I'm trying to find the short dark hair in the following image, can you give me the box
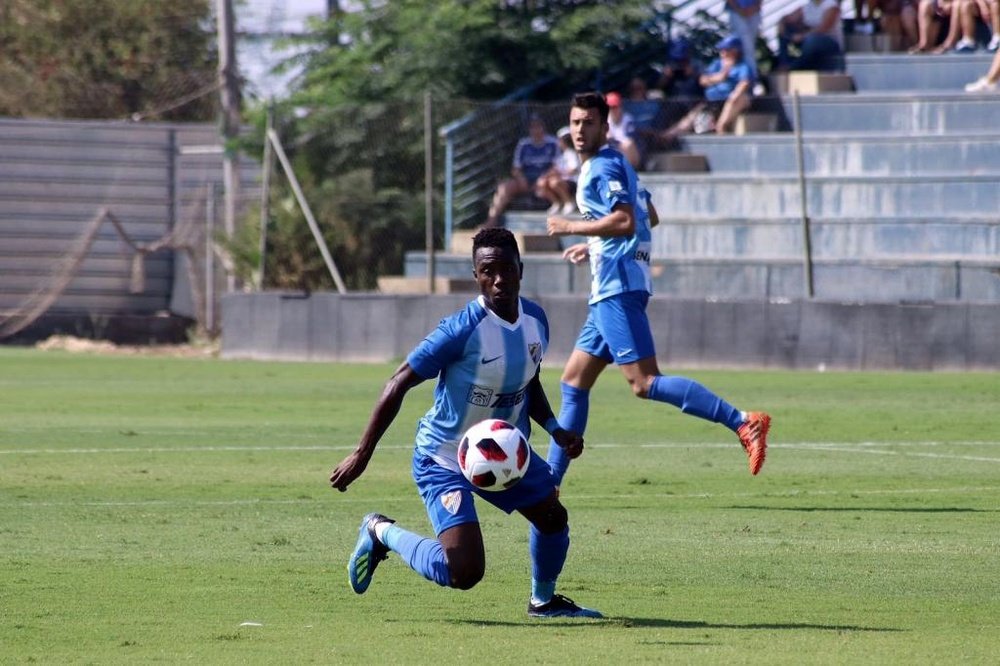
[572,91,609,124]
[471,227,520,263]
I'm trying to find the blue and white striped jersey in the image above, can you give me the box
[407,296,549,473]
[576,145,653,304]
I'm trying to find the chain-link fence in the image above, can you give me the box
[245,91,789,293]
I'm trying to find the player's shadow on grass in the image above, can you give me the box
[728,505,996,513]
[613,618,903,632]
[448,618,902,632]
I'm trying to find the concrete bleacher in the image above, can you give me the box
[401,52,1000,302]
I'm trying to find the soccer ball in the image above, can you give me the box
[458,419,531,492]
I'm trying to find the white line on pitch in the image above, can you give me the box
[1,441,999,456]
[3,484,998,510]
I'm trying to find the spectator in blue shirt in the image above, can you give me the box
[655,35,754,144]
[484,114,560,228]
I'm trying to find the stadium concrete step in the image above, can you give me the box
[648,216,1000,260]
[455,215,999,262]
[404,252,1000,302]
[645,152,709,173]
[785,91,1000,133]
[845,52,995,92]
[770,71,856,95]
[642,172,1000,219]
[679,132,1000,176]
[448,228,561,255]
[734,112,780,135]
[376,275,478,295]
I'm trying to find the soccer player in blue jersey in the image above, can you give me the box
[330,228,602,619]
[544,91,770,486]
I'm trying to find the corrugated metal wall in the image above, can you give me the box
[0,117,259,319]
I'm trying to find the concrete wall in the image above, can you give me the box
[221,292,1000,371]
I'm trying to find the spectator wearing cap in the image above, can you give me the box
[726,0,762,77]
[777,0,844,71]
[656,37,704,98]
[655,35,754,143]
[606,91,642,168]
[537,126,580,215]
[484,114,560,228]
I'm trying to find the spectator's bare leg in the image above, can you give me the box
[656,103,705,147]
[715,94,751,134]
[900,4,921,46]
[619,138,641,169]
[910,0,941,51]
[932,1,964,52]
[484,176,531,228]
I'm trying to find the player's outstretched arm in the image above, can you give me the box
[329,362,425,492]
[527,370,584,459]
[547,204,635,238]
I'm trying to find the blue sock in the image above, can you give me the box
[648,375,745,432]
[547,383,590,485]
[529,524,569,603]
[382,524,451,587]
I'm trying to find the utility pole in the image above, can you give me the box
[216,0,241,291]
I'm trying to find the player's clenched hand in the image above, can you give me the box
[329,449,371,492]
[553,428,584,459]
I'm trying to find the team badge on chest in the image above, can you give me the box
[528,342,541,365]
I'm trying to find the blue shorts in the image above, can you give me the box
[575,291,655,365]
[412,449,557,536]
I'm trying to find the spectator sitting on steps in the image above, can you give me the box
[483,114,560,228]
[605,92,642,169]
[776,0,845,70]
[654,35,754,145]
[536,126,580,215]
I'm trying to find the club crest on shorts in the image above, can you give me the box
[440,490,462,515]
[528,342,541,365]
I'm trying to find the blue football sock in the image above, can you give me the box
[382,524,451,587]
[529,524,569,603]
[648,375,745,432]
[547,382,590,485]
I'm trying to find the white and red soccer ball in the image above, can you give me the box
[458,419,531,491]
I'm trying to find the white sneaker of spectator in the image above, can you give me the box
[964,77,998,92]
[546,203,561,214]
[987,34,1000,51]
[954,37,977,52]
[560,201,577,215]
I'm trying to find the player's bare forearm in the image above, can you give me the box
[329,362,423,491]
[527,371,557,430]
[547,206,634,237]
[528,372,584,458]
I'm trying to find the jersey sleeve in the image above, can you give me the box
[597,157,632,209]
[406,314,471,379]
[512,138,529,170]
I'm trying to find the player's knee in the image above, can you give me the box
[533,500,568,534]
[629,375,655,400]
[448,562,485,590]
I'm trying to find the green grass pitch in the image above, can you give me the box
[1,348,998,664]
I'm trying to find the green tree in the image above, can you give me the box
[246,1,668,291]
[0,0,217,120]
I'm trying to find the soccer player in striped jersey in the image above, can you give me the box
[330,228,601,619]
[545,91,770,485]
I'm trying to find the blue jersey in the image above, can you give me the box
[703,59,753,102]
[575,146,653,304]
[406,296,549,473]
[513,135,560,183]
